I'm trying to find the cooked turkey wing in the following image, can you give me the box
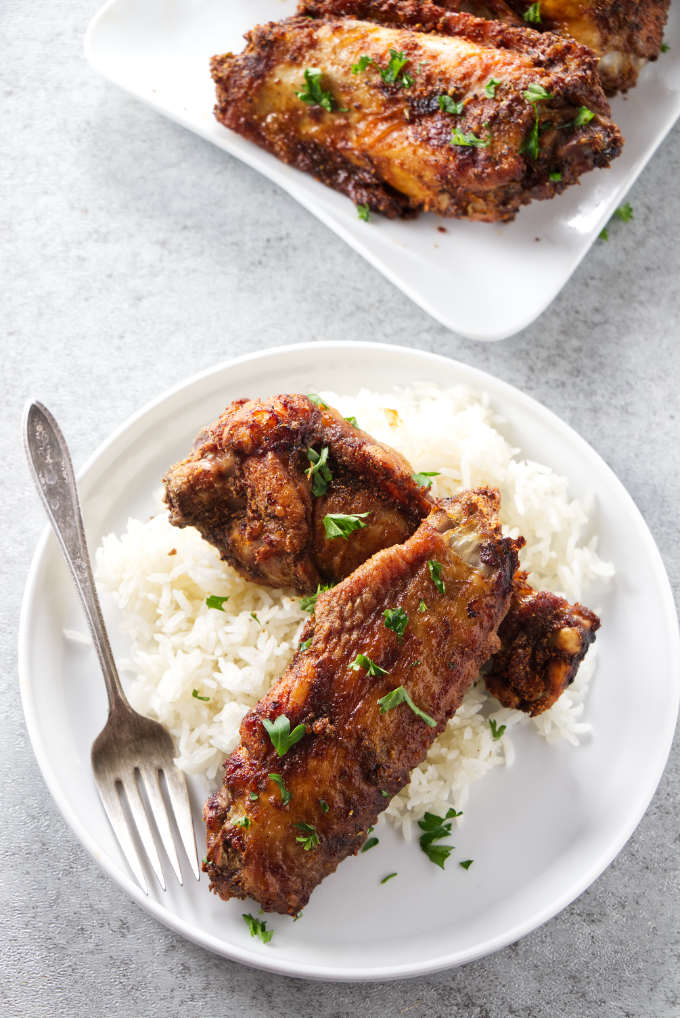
[483,571,600,714]
[163,394,430,590]
[502,0,670,94]
[303,0,669,94]
[163,393,601,715]
[204,490,520,914]
[211,5,622,222]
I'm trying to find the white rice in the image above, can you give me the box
[94,384,613,839]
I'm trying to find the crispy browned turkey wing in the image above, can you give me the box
[163,394,430,590]
[502,0,670,93]
[211,4,622,221]
[307,0,669,94]
[163,393,600,716]
[484,571,600,714]
[204,490,519,914]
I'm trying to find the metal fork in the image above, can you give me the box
[24,401,200,895]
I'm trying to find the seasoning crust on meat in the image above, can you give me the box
[502,0,670,94]
[163,394,430,590]
[211,3,623,222]
[163,394,601,716]
[204,490,520,914]
[483,571,600,714]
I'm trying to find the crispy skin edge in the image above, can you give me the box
[484,572,601,715]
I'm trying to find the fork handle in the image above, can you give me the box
[24,401,130,714]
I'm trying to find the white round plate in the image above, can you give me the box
[19,342,679,981]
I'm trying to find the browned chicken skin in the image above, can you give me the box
[484,571,600,714]
[211,3,622,222]
[163,393,601,716]
[204,490,520,914]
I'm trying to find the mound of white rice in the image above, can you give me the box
[94,385,613,839]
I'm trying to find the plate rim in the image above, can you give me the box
[18,340,680,981]
[82,0,680,341]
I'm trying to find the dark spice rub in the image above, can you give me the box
[211,2,623,221]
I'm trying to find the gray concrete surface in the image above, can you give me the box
[2,1,679,1015]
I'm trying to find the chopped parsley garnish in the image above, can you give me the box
[459,859,474,870]
[418,808,459,868]
[249,791,259,801]
[522,83,554,161]
[250,611,260,625]
[357,203,371,222]
[450,127,490,148]
[381,872,398,883]
[489,718,507,740]
[418,600,427,613]
[242,913,273,944]
[298,637,312,652]
[206,594,229,611]
[412,470,440,488]
[306,445,333,495]
[523,82,553,103]
[361,836,379,852]
[484,78,502,98]
[233,815,251,828]
[192,689,210,702]
[269,773,291,806]
[378,685,436,727]
[614,201,633,222]
[306,393,328,409]
[522,119,539,160]
[438,95,464,115]
[350,653,389,677]
[660,41,670,52]
[296,68,346,112]
[383,606,409,640]
[263,714,307,756]
[428,560,445,594]
[352,54,373,74]
[574,105,595,126]
[344,415,358,427]
[380,789,390,797]
[323,511,370,539]
[523,2,541,22]
[299,582,333,613]
[549,171,562,181]
[295,822,320,851]
[319,799,330,813]
[380,48,413,88]
[598,202,633,242]
[352,50,413,88]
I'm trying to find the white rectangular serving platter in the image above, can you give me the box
[85,0,679,340]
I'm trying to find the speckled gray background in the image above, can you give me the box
[2,1,679,1015]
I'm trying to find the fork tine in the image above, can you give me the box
[163,767,200,880]
[96,781,149,896]
[120,774,166,891]
[139,767,183,886]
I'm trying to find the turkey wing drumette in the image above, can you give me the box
[163,393,430,591]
